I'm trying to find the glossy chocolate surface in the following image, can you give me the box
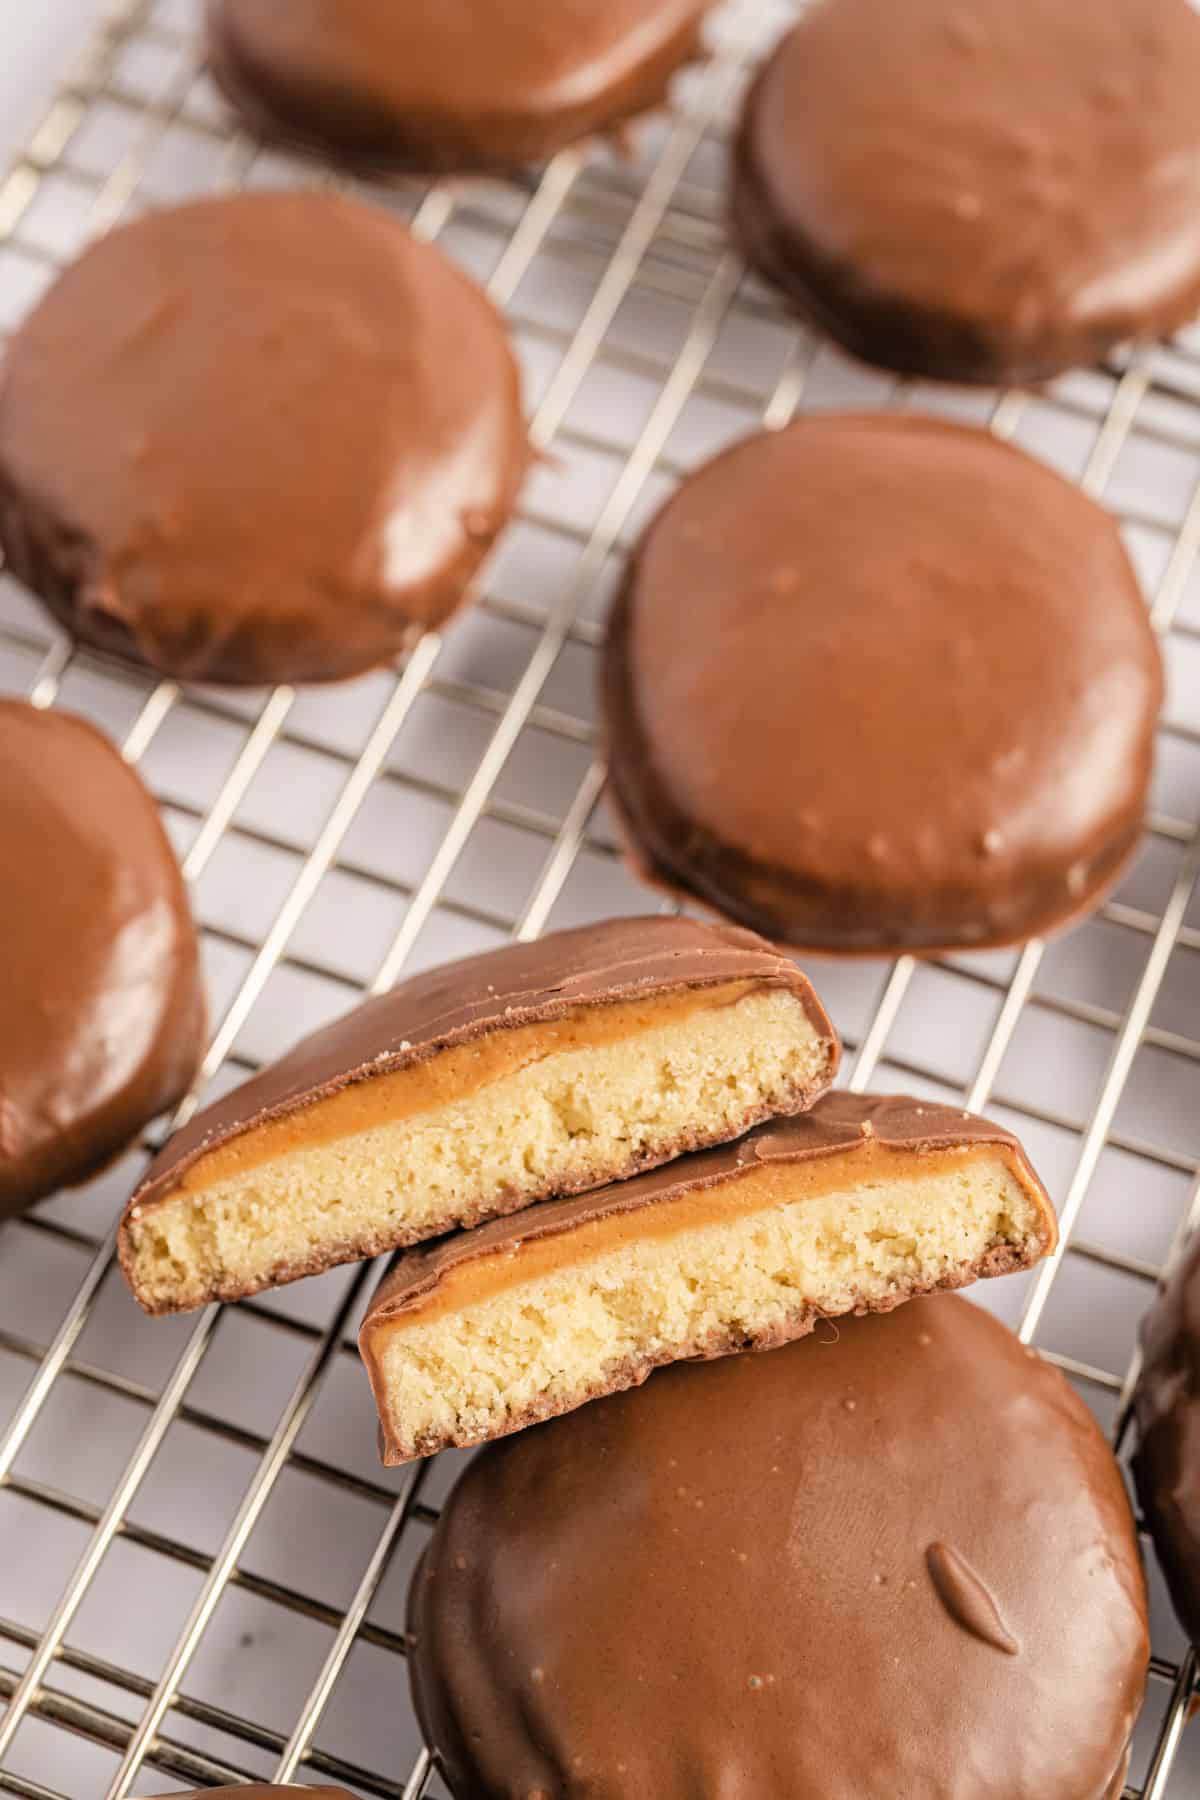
[1134,1230,1200,1642]
[0,191,526,685]
[126,915,834,1219]
[733,0,1200,384]
[0,701,204,1216]
[603,412,1163,954]
[368,1090,1053,1321]
[207,0,713,173]
[410,1295,1147,1798]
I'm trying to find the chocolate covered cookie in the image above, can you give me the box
[120,916,836,1314]
[733,0,1200,384]
[0,701,204,1216]
[1133,1230,1200,1642]
[207,0,712,174]
[362,1092,1056,1460]
[603,413,1163,954]
[409,1296,1148,1799]
[0,191,526,685]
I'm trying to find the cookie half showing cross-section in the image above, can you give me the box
[360,1092,1056,1461]
[119,916,837,1314]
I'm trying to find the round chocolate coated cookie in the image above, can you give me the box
[603,412,1163,954]
[733,0,1200,384]
[0,701,204,1216]
[206,0,713,174]
[409,1296,1147,1799]
[1133,1231,1200,1643]
[0,192,526,685]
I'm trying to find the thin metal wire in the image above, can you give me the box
[104,1262,380,1795]
[272,1470,427,1785]
[0,0,1197,1794]
[105,43,766,1800]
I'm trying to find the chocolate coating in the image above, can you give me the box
[733,0,1200,385]
[206,0,713,174]
[153,1791,350,1799]
[1133,1230,1200,1643]
[409,1296,1148,1799]
[0,701,204,1217]
[0,191,526,686]
[603,412,1163,954]
[124,914,834,1227]
[151,1789,352,1799]
[369,1090,1054,1323]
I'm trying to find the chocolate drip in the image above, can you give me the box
[926,1541,1020,1655]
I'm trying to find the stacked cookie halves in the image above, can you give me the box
[120,913,1055,1461]
[119,918,1153,1800]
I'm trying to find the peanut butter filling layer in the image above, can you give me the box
[122,983,827,1312]
[169,980,762,1195]
[375,1143,1015,1327]
[362,1141,1054,1461]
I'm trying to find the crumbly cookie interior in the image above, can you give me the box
[366,1154,1049,1460]
[125,985,828,1311]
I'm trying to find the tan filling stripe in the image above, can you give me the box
[372,1141,1039,1335]
[170,979,777,1197]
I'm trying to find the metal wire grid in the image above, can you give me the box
[0,0,1198,1792]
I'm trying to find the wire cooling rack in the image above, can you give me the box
[1,0,1200,1793]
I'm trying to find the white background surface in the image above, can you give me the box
[0,3,103,167]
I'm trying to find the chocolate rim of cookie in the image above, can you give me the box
[604,593,1145,956]
[150,1789,354,1799]
[1132,1230,1200,1644]
[407,1296,1146,1800]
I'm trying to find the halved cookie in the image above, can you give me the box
[120,916,836,1313]
[361,1091,1056,1461]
